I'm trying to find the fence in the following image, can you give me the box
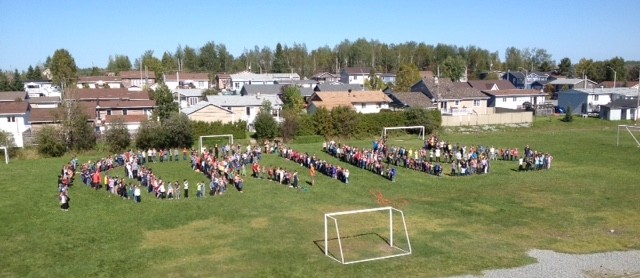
[441,108,533,127]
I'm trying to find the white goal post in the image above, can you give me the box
[199,134,233,153]
[324,207,412,264]
[0,146,8,164]
[617,125,640,147]
[382,126,425,141]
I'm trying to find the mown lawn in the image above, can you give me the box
[0,116,639,277]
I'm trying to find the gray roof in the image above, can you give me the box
[206,94,283,107]
[602,98,639,109]
[181,101,232,115]
[417,78,489,100]
[570,87,640,97]
[173,88,204,97]
[241,84,285,96]
[0,91,27,101]
[27,96,61,103]
[314,83,363,92]
[388,92,433,108]
[549,78,597,85]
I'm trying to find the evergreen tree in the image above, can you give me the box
[254,100,279,139]
[11,69,23,91]
[272,43,288,73]
[50,49,78,92]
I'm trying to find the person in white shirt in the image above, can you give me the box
[134,185,141,203]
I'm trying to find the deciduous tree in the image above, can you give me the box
[254,100,279,139]
[50,49,78,92]
[395,63,420,92]
[104,119,131,153]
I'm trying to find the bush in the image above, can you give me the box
[562,106,574,122]
[36,126,66,157]
[104,120,131,153]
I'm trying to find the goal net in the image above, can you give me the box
[324,207,411,264]
[383,126,425,141]
[199,134,234,153]
[617,125,640,147]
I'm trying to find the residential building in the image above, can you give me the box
[0,102,29,147]
[599,98,639,120]
[387,91,434,110]
[229,71,300,93]
[173,89,205,108]
[311,72,340,83]
[215,73,232,91]
[0,91,27,102]
[66,88,151,101]
[27,96,61,108]
[313,83,363,92]
[23,81,61,98]
[502,71,553,89]
[548,78,598,92]
[181,94,283,129]
[164,72,210,89]
[306,90,392,114]
[77,76,123,89]
[180,102,236,124]
[239,84,315,101]
[557,88,614,115]
[275,79,318,88]
[340,67,371,85]
[482,89,547,110]
[411,78,489,115]
[597,81,639,89]
[118,70,155,88]
[379,73,397,84]
[94,100,155,133]
[465,80,516,91]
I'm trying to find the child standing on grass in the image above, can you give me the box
[59,191,69,211]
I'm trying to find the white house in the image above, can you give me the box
[482,89,547,110]
[77,76,123,89]
[229,71,300,93]
[599,98,639,121]
[187,94,284,129]
[173,89,205,108]
[24,81,61,98]
[164,72,210,89]
[0,102,30,147]
[557,88,622,115]
[340,67,371,85]
[306,90,392,114]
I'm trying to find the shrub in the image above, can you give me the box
[36,126,66,157]
[562,106,574,122]
[104,119,131,153]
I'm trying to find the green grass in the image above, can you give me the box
[1,116,639,277]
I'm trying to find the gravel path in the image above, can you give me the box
[451,249,640,278]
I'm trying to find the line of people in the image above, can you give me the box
[323,141,397,181]
[279,145,351,184]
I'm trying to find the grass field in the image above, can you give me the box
[1,116,639,277]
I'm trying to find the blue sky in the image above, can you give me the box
[1,0,639,71]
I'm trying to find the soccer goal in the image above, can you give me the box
[0,146,8,164]
[199,134,233,153]
[382,126,425,141]
[324,207,412,264]
[617,125,640,147]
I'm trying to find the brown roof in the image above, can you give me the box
[389,92,433,108]
[117,71,156,79]
[78,76,122,82]
[309,91,392,110]
[96,100,156,109]
[481,89,547,96]
[67,88,150,101]
[0,102,28,114]
[216,73,231,79]
[342,67,371,75]
[164,72,209,81]
[29,108,60,122]
[0,91,27,102]
[420,78,488,100]
[104,114,149,124]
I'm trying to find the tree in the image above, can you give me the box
[63,101,96,151]
[331,106,358,138]
[162,113,194,148]
[104,119,131,153]
[135,120,161,150]
[107,55,132,74]
[558,57,572,76]
[312,107,333,137]
[201,88,219,98]
[50,49,78,93]
[562,105,574,122]
[364,68,386,90]
[281,109,299,142]
[253,100,279,139]
[161,52,177,73]
[11,69,23,91]
[36,126,66,157]
[272,43,288,73]
[152,84,178,122]
[441,56,466,81]
[0,130,16,151]
[182,46,199,72]
[395,63,420,92]
[405,108,442,134]
[505,47,524,71]
[281,86,305,112]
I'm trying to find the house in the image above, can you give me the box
[23,81,61,98]
[180,102,236,124]
[229,71,300,93]
[0,102,29,147]
[313,83,363,92]
[215,73,232,91]
[164,72,210,89]
[77,76,123,89]
[240,84,316,101]
[548,78,597,92]
[311,72,340,83]
[28,103,97,135]
[481,89,547,110]
[306,90,392,114]
[379,73,397,84]
[195,95,282,127]
[93,100,154,133]
[597,81,639,89]
[599,98,639,120]
[465,80,516,91]
[0,91,27,102]
[102,115,150,133]
[275,79,318,88]
[118,70,155,88]
[67,88,151,101]
[173,89,205,108]
[387,92,434,110]
[530,80,550,91]
[340,67,371,85]
[502,71,553,89]
[27,96,61,108]
[411,78,489,115]
[557,88,614,115]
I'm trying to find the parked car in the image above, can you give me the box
[554,106,566,114]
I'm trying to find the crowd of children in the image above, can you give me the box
[277,145,350,184]
[324,140,397,181]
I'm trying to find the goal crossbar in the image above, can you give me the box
[616,125,640,147]
[199,134,234,154]
[383,126,425,141]
[324,207,412,264]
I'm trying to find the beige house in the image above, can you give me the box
[411,78,489,115]
[306,90,392,114]
[181,102,236,123]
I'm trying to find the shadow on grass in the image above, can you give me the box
[312,232,390,256]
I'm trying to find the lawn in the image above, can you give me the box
[0,116,639,277]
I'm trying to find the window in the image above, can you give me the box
[512,97,517,102]
[473,100,481,107]
[107,110,112,116]
[361,103,366,108]
[123,109,128,115]
[376,103,381,108]
[454,101,460,106]
[502,97,507,102]
[246,107,251,116]
[594,95,599,101]
[7,116,16,122]
[198,81,204,88]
